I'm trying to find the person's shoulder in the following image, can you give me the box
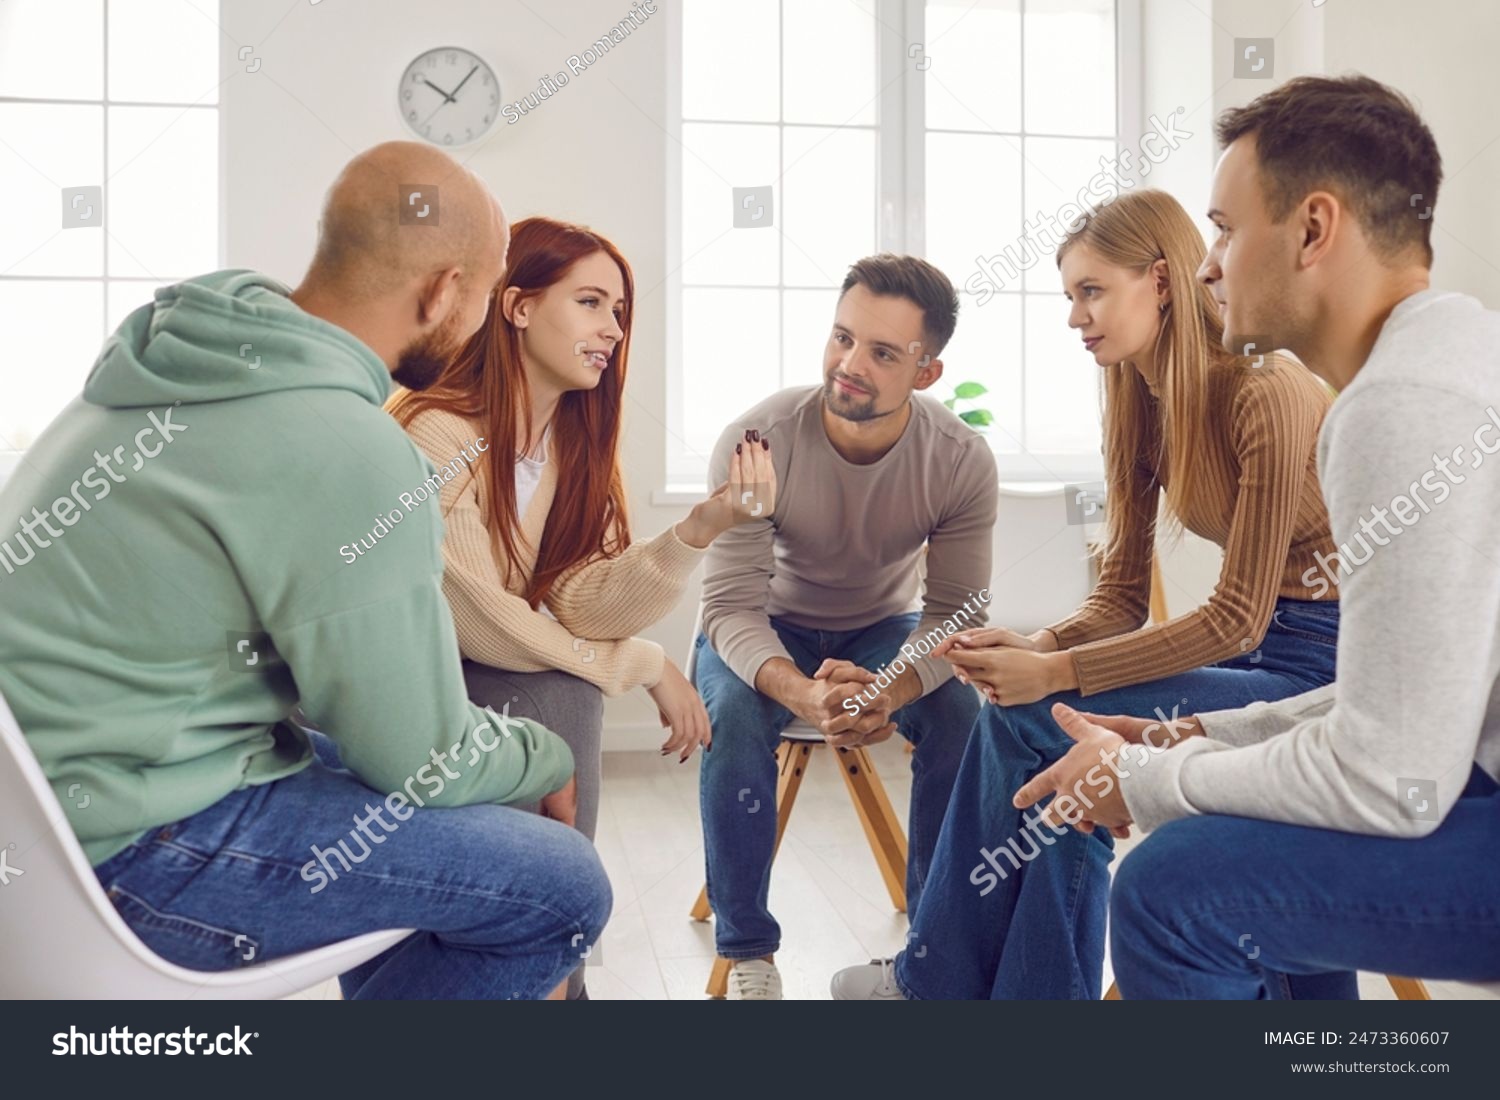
[402,404,485,455]
[1363,289,1500,402]
[1222,354,1331,424]
[908,393,998,494]
[713,386,819,452]
[733,385,820,432]
[911,392,994,456]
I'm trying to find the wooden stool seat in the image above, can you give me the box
[691,721,908,998]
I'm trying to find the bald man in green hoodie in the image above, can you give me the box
[0,142,610,999]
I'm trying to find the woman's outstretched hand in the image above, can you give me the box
[676,429,777,547]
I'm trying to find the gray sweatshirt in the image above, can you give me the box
[1122,289,1500,836]
[700,386,998,697]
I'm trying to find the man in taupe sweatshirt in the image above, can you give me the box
[693,254,998,999]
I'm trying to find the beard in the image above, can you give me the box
[822,372,884,422]
[392,310,467,392]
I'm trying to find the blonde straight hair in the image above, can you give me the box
[1056,188,1248,558]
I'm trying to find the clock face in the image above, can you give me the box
[398,47,500,147]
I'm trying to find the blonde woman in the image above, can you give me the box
[834,189,1351,1000]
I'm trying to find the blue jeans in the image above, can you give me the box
[694,612,980,958]
[894,596,1347,999]
[1111,765,1500,998]
[92,732,612,999]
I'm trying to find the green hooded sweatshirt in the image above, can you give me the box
[0,270,573,866]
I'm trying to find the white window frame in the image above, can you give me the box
[662,0,1141,497]
[0,0,224,475]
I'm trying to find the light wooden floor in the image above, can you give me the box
[291,738,1497,1001]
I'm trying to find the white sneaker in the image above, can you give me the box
[830,957,906,1000]
[727,959,783,1000]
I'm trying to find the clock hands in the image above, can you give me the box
[449,64,479,99]
[419,65,480,129]
[418,76,457,104]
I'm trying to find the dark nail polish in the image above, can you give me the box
[736,443,743,454]
[752,430,761,442]
[761,438,769,450]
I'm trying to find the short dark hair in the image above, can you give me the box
[840,253,960,357]
[1216,74,1442,265]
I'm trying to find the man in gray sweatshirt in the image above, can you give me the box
[1018,75,1500,997]
[694,254,997,999]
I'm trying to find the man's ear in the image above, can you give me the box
[501,285,528,328]
[913,356,944,392]
[417,266,463,326]
[1299,191,1341,271]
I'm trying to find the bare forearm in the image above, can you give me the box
[887,664,924,711]
[754,656,810,713]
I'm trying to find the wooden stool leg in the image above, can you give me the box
[703,740,815,998]
[706,956,733,999]
[1104,981,1121,1000]
[1388,976,1431,1000]
[833,744,909,913]
[689,884,712,922]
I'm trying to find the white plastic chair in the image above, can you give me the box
[0,687,412,999]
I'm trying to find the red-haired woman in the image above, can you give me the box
[390,218,772,995]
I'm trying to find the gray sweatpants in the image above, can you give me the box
[461,661,605,999]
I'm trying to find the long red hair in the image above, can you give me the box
[390,217,634,609]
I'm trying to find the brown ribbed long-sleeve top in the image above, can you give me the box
[1047,358,1338,696]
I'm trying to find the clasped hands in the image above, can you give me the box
[931,625,1076,707]
[795,658,910,749]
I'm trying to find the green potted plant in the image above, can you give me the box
[944,380,993,430]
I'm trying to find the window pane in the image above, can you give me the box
[107,280,168,334]
[682,0,778,121]
[1024,292,1102,455]
[1024,0,1115,136]
[0,280,103,450]
[0,104,104,276]
[106,106,218,278]
[784,0,876,126]
[1021,135,1114,291]
[925,132,1022,299]
[924,0,1020,132]
[781,126,876,286]
[0,0,103,100]
[680,123,779,286]
[942,292,1021,453]
[783,288,839,389]
[681,288,779,463]
[109,0,221,104]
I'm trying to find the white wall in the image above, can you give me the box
[215,1,1499,748]
[1322,0,1500,305]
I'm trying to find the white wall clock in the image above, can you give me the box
[398,47,500,146]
